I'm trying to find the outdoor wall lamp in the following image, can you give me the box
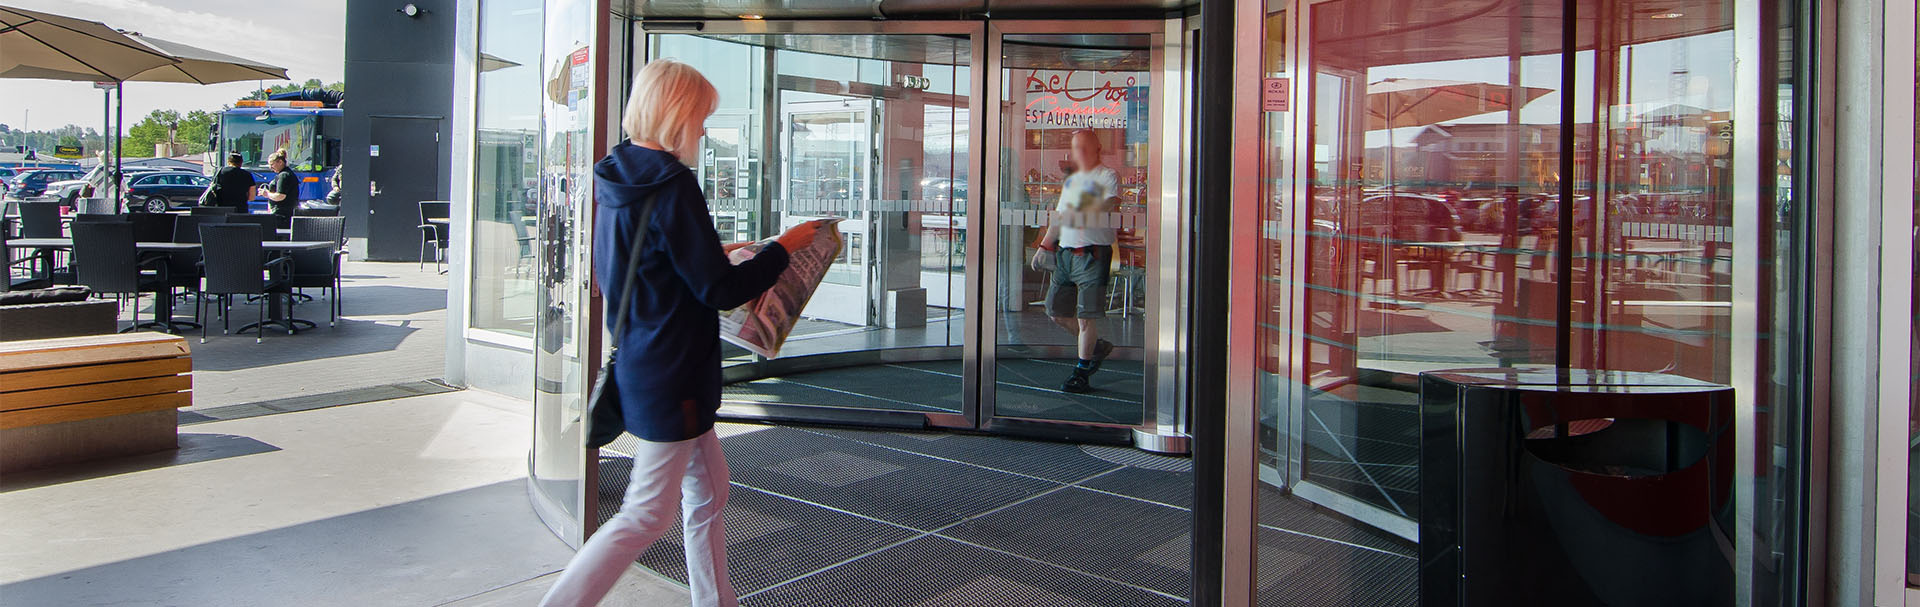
[398,4,424,18]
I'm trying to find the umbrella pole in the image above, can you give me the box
[114,82,123,211]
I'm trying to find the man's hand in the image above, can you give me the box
[1030,247,1052,272]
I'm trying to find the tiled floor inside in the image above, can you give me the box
[600,423,1418,607]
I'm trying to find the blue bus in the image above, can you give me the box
[213,92,344,212]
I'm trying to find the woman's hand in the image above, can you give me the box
[774,219,828,253]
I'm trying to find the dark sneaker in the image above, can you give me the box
[1062,368,1093,393]
[1088,339,1115,374]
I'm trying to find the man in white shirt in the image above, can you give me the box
[1031,130,1120,393]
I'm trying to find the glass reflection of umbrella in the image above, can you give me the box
[1366,78,1553,193]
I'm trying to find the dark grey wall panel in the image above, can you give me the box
[344,0,457,260]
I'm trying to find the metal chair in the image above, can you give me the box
[198,223,293,344]
[70,221,173,332]
[290,215,347,324]
[418,201,450,273]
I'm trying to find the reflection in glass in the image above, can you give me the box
[472,0,541,336]
[992,34,1153,426]
[651,34,972,416]
[529,0,594,540]
[1252,1,1806,604]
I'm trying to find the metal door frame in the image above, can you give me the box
[979,19,1172,438]
[778,96,877,327]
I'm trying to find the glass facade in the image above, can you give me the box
[471,0,542,336]
[443,2,1911,603]
[1245,0,1810,604]
[526,0,599,543]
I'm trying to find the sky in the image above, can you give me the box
[0,0,344,135]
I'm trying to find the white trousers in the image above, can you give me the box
[539,430,736,607]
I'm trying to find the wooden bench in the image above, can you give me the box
[0,333,192,473]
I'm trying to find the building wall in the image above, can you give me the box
[343,0,457,261]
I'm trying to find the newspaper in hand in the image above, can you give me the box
[718,219,844,358]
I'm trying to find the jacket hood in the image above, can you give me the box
[593,141,688,208]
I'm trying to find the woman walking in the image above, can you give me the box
[539,59,821,607]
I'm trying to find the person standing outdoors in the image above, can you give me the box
[1031,130,1120,393]
[210,153,257,213]
[261,149,299,218]
[538,59,822,607]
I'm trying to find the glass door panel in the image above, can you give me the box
[782,99,874,327]
[650,32,974,420]
[988,29,1157,428]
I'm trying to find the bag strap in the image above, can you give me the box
[607,192,660,344]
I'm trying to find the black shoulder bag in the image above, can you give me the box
[586,193,658,449]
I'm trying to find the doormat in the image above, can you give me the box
[177,380,459,426]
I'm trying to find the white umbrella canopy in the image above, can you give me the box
[1365,78,1553,131]
[0,4,176,81]
[124,33,288,84]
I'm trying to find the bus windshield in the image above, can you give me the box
[221,113,320,171]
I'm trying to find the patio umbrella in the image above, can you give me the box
[124,33,288,84]
[1365,78,1554,200]
[1365,78,1552,130]
[0,5,175,81]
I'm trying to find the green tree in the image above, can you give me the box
[243,78,343,100]
[122,109,215,158]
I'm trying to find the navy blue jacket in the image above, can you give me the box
[593,142,789,442]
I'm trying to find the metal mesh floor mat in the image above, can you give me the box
[1079,466,1194,510]
[719,427,1059,530]
[801,426,1124,483]
[992,359,1145,426]
[742,535,1187,607]
[1254,527,1416,607]
[1256,483,1415,557]
[940,487,1194,597]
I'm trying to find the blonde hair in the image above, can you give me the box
[269,148,288,164]
[622,59,717,156]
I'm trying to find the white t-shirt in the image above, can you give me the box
[1054,165,1119,248]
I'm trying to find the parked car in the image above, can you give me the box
[123,171,214,212]
[0,167,16,196]
[48,167,187,209]
[5,168,85,199]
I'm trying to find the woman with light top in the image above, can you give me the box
[1030,130,1121,393]
[539,59,822,607]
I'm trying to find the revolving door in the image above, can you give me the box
[636,20,1189,441]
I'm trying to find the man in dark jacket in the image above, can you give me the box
[210,153,256,212]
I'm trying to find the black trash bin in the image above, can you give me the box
[1419,369,1733,607]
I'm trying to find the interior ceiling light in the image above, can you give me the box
[1650,11,1684,19]
[739,14,763,20]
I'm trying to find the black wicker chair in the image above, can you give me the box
[223,213,286,235]
[17,202,62,238]
[70,221,172,332]
[290,216,347,324]
[189,206,235,216]
[198,223,293,344]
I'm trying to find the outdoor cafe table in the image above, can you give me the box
[7,238,336,335]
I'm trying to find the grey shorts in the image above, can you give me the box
[1045,245,1112,320]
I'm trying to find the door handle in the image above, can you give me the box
[370,180,382,197]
